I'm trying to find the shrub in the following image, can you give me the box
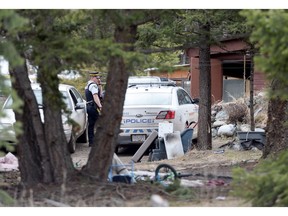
[231,150,288,206]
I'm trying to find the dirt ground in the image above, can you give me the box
[0,137,262,207]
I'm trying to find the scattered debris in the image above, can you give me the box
[215,196,226,201]
[206,179,227,187]
[0,152,18,172]
[150,194,169,207]
[214,149,225,154]
[240,139,264,151]
[217,124,236,137]
[108,153,135,184]
[212,92,268,138]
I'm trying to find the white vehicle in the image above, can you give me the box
[0,77,11,97]
[117,83,199,150]
[128,76,176,86]
[0,83,88,153]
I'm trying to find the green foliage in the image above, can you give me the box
[0,10,28,67]
[232,11,288,206]
[0,189,15,206]
[0,75,22,152]
[163,178,196,200]
[0,74,11,97]
[169,186,196,200]
[241,10,288,99]
[60,77,87,98]
[141,51,182,72]
[135,9,247,72]
[231,150,288,206]
[2,89,23,147]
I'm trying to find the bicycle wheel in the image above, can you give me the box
[154,164,178,186]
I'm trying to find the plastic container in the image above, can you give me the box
[181,128,194,153]
[237,131,266,145]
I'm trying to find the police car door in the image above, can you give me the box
[177,89,198,130]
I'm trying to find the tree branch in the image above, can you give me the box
[137,45,184,54]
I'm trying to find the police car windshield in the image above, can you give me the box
[33,90,72,109]
[4,90,71,110]
[124,92,172,106]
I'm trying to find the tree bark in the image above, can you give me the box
[9,63,49,186]
[82,23,137,181]
[37,63,76,184]
[195,23,212,150]
[7,11,76,185]
[262,79,288,158]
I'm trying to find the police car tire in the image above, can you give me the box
[68,132,76,153]
[77,128,88,143]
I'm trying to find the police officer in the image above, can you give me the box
[85,71,103,147]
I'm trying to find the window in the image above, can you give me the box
[71,88,84,103]
[124,92,171,106]
[177,89,193,105]
[69,89,78,106]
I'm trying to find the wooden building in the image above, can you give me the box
[149,35,267,104]
[187,36,267,103]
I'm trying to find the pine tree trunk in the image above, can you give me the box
[82,23,137,181]
[37,64,76,184]
[196,23,212,150]
[262,79,288,158]
[10,64,49,186]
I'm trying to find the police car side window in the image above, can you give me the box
[69,89,78,106]
[182,90,193,104]
[177,90,185,105]
[178,89,192,105]
[71,88,83,103]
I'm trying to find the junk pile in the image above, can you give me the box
[129,92,269,163]
[109,153,135,184]
[131,122,195,162]
[134,163,232,189]
[212,91,268,151]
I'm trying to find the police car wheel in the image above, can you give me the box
[68,132,76,153]
[115,146,119,154]
[77,128,88,143]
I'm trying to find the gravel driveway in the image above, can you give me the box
[71,143,148,168]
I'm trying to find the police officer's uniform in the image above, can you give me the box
[85,72,101,146]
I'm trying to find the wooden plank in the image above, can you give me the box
[131,130,158,163]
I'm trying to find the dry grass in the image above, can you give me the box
[0,137,261,207]
[134,137,262,173]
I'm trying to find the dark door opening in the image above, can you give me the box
[222,60,252,102]
[222,60,251,79]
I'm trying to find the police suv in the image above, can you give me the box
[117,79,199,150]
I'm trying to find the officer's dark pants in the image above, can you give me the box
[87,104,99,146]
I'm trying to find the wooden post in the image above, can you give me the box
[250,51,255,131]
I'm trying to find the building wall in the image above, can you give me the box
[187,39,249,58]
[254,71,267,92]
[148,38,267,103]
[149,64,190,81]
[190,57,223,103]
